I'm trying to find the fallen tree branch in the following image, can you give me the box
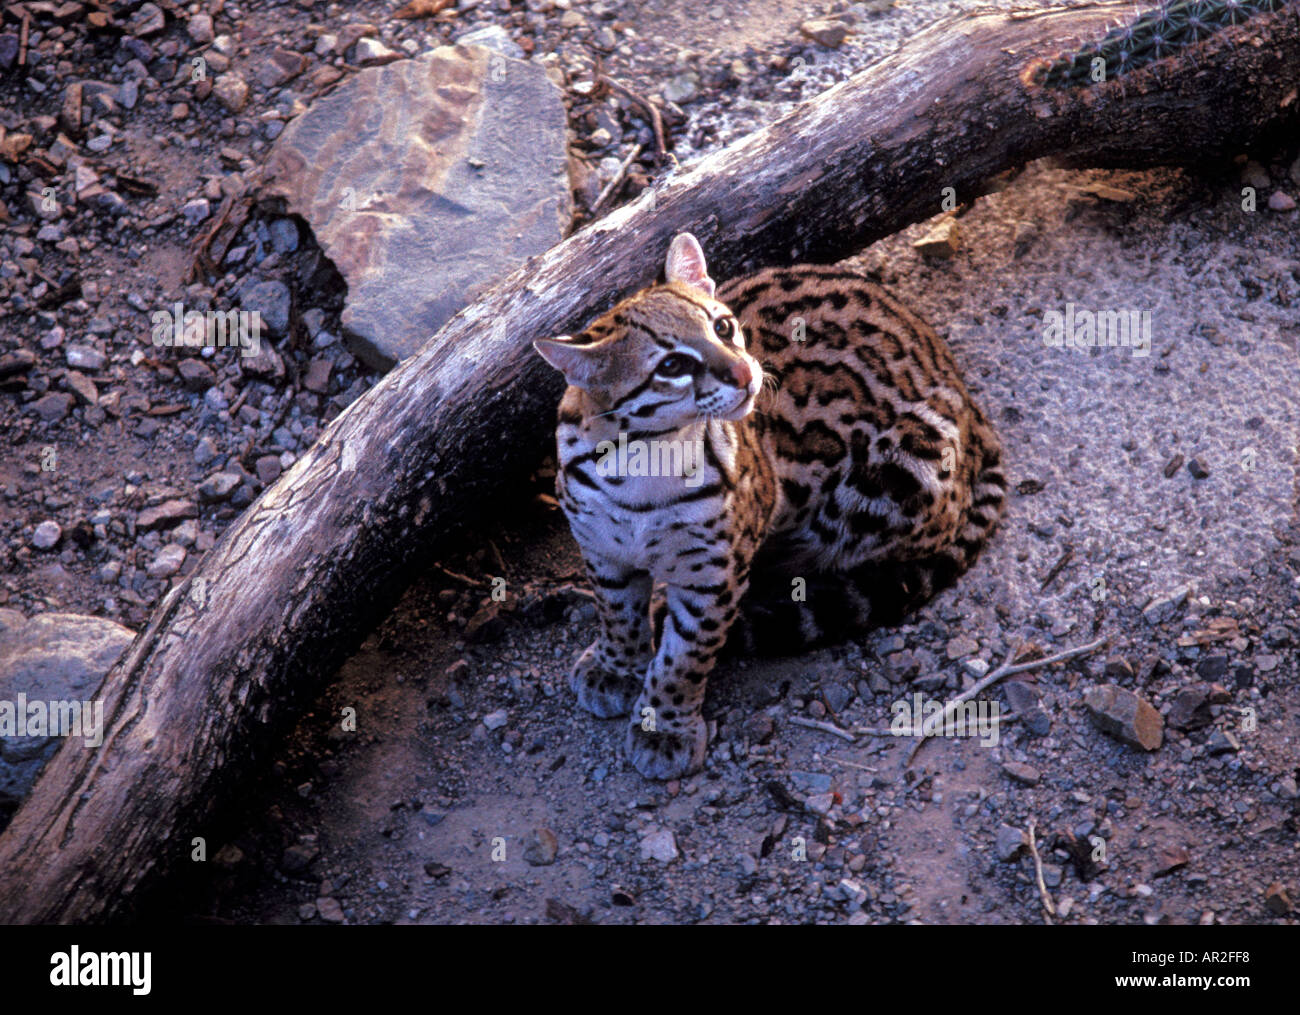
[2,2,1297,923]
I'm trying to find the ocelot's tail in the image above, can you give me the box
[728,455,1007,657]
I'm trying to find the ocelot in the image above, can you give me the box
[534,234,1006,779]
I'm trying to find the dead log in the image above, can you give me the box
[2,0,1298,923]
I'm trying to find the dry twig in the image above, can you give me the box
[788,714,857,742]
[1026,819,1056,923]
[591,143,643,215]
[598,75,666,159]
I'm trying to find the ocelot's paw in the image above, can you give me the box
[624,711,707,780]
[570,644,640,718]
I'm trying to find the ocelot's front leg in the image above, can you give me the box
[571,559,654,718]
[625,579,742,779]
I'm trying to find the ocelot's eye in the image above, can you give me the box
[713,317,735,341]
[656,354,698,378]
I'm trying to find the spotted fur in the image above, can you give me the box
[1025,0,1295,89]
[534,235,1006,779]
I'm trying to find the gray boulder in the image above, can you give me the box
[0,612,134,820]
[264,44,571,369]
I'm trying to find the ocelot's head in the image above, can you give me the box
[534,234,764,429]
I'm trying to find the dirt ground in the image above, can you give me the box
[171,155,1300,925]
[2,1,1297,924]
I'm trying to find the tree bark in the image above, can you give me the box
[2,0,1297,923]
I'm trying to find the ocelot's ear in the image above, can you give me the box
[533,335,604,389]
[665,232,716,298]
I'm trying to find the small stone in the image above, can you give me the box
[303,357,332,394]
[60,82,83,138]
[822,681,854,713]
[194,436,220,466]
[1163,453,1185,478]
[0,348,37,377]
[1002,761,1040,786]
[257,47,309,88]
[181,198,210,225]
[1104,656,1134,680]
[213,73,250,114]
[354,38,402,66]
[146,543,187,579]
[240,342,285,382]
[1186,457,1210,479]
[212,843,244,869]
[241,280,291,338]
[1083,684,1163,751]
[662,73,698,103]
[483,708,508,730]
[199,471,242,502]
[1265,882,1293,915]
[1167,684,1214,731]
[268,218,299,254]
[790,771,833,794]
[913,218,961,258]
[946,635,978,659]
[281,843,318,874]
[1267,190,1296,212]
[137,499,198,530]
[187,14,214,44]
[1152,845,1189,877]
[32,520,62,550]
[1241,161,1270,190]
[522,827,559,865]
[177,358,215,391]
[66,344,106,371]
[1196,654,1229,680]
[1206,730,1239,756]
[744,713,775,744]
[806,792,836,816]
[31,392,74,423]
[131,3,165,37]
[255,455,282,485]
[640,828,678,862]
[66,371,98,406]
[455,24,526,59]
[800,18,850,48]
[995,823,1027,862]
[1142,584,1191,625]
[1003,679,1050,736]
[464,601,506,643]
[315,896,345,922]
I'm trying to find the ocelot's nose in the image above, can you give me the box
[730,359,752,387]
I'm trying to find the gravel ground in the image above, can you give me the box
[1,0,1297,924]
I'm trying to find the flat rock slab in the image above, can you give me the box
[264,45,571,370]
[0,612,134,817]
